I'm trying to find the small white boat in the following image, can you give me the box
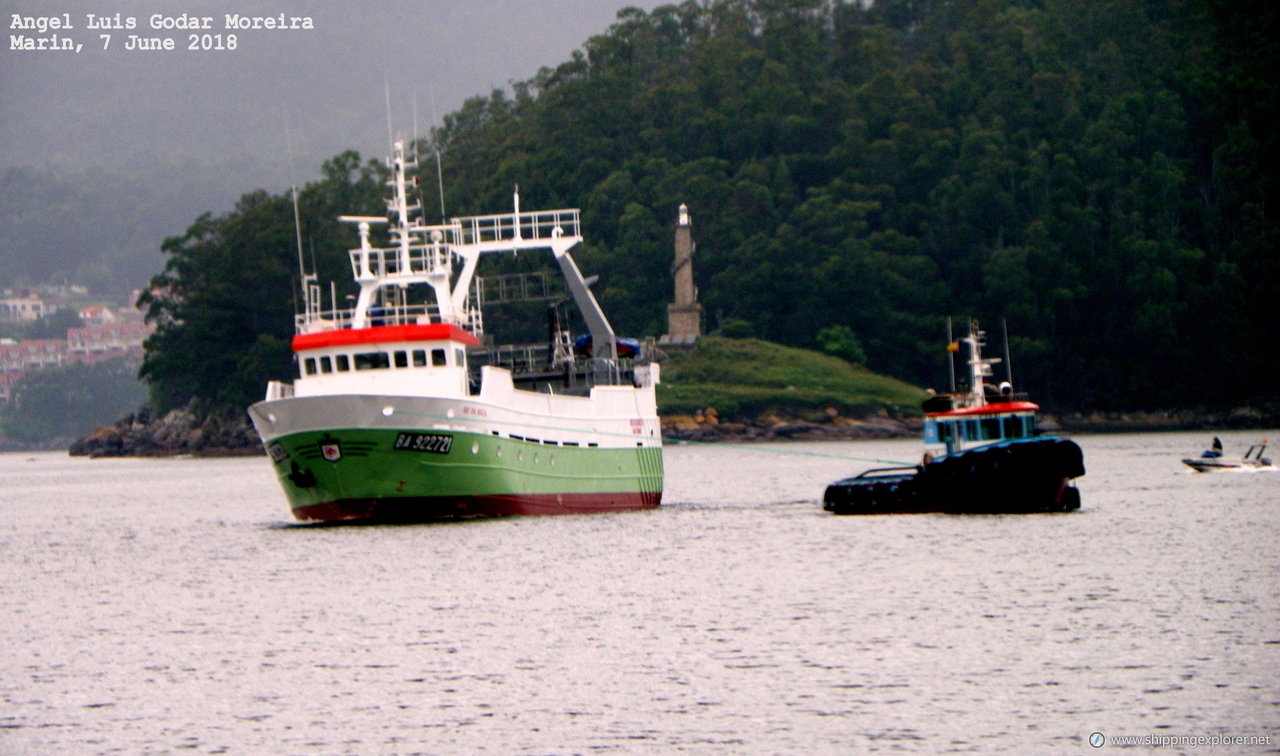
[1181,440,1274,472]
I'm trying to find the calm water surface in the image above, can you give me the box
[2,431,1277,754]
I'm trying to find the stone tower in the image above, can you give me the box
[662,204,702,346]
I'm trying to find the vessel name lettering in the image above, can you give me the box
[462,407,488,417]
[393,433,453,454]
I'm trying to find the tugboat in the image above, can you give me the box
[824,320,1084,514]
[1181,439,1274,472]
[247,139,663,522]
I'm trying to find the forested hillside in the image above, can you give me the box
[140,0,1277,415]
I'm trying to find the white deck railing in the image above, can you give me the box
[455,208,581,246]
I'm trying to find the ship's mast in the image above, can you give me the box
[946,316,956,394]
[963,319,1000,408]
[314,136,618,373]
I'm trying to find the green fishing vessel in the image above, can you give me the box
[248,140,662,521]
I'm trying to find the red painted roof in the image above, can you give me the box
[293,323,479,352]
[926,400,1039,418]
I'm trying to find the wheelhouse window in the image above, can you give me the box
[306,345,471,374]
[354,351,390,370]
[925,419,956,445]
[1003,416,1028,439]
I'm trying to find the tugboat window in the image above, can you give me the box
[394,350,408,368]
[320,356,333,374]
[304,357,317,375]
[981,418,1002,440]
[432,348,447,366]
[336,354,350,372]
[412,349,427,367]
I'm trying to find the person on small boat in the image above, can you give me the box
[1200,437,1224,458]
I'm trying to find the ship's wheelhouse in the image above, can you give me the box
[924,401,1040,455]
[289,323,477,398]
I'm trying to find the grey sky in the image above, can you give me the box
[2,0,664,193]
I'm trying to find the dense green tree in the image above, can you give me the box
[816,324,867,364]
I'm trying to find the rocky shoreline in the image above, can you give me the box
[67,405,261,458]
[53,401,1278,459]
[1054,407,1278,433]
[659,407,917,443]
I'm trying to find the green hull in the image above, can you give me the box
[265,427,663,521]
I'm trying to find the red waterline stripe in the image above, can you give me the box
[291,491,662,523]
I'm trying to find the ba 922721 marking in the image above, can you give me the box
[392,433,453,454]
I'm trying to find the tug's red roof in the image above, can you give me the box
[926,400,1039,418]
